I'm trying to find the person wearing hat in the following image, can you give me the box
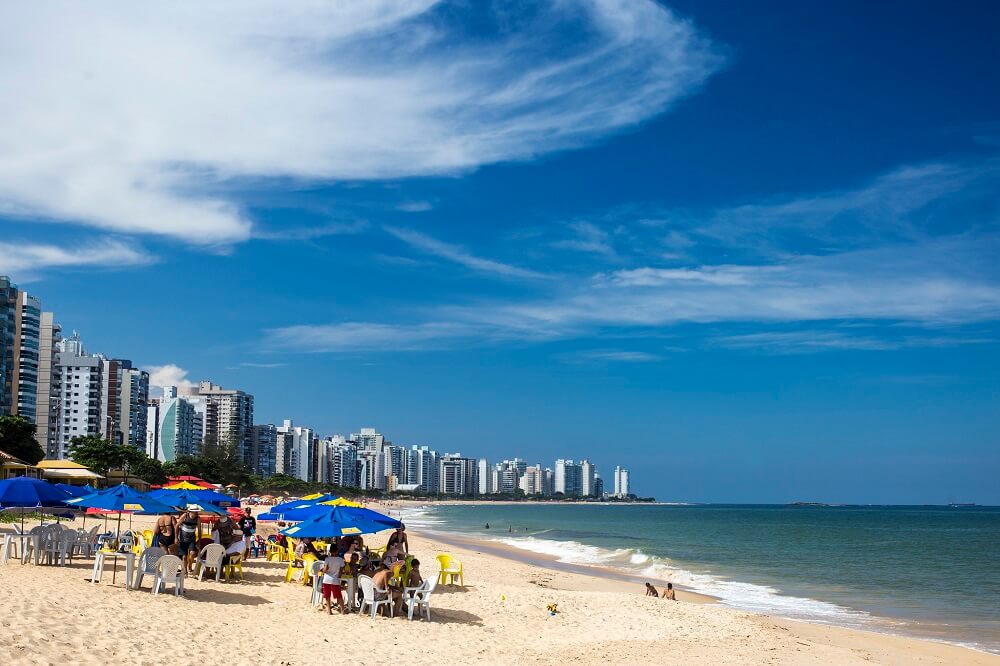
[176,505,202,574]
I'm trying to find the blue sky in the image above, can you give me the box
[1,1,998,503]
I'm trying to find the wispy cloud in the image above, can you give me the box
[385,226,548,280]
[252,221,369,241]
[561,349,663,363]
[266,155,1000,354]
[0,1,721,244]
[0,239,152,276]
[266,321,481,353]
[396,201,433,213]
[552,221,615,256]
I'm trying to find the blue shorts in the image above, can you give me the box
[177,541,197,557]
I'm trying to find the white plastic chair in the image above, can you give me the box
[308,560,325,607]
[151,555,185,596]
[26,526,54,564]
[43,529,76,566]
[196,544,227,582]
[358,575,393,619]
[133,547,166,589]
[403,578,436,621]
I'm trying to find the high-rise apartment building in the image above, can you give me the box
[410,445,438,493]
[179,381,254,468]
[330,436,358,488]
[580,459,596,497]
[101,359,149,449]
[519,464,545,495]
[34,312,61,455]
[1,278,60,448]
[554,459,583,497]
[53,334,103,459]
[350,427,384,451]
[146,387,200,462]
[250,424,278,477]
[477,458,492,494]
[276,419,314,481]
[613,466,630,497]
[438,453,478,496]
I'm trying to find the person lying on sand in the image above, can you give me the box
[662,583,676,600]
[645,582,659,597]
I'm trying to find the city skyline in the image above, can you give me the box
[1,2,998,504]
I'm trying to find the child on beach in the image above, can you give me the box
[662,583,676,600]
[319,553,347,615]
[645,582,659,597]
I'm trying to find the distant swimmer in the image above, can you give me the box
[485,522,490,529]
[508,525,512,533]
[645,582,659,597]
[662,582,676,601]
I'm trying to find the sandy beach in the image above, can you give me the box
[0,514,996,666]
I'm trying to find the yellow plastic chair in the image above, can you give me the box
[142,529,154,547]
[436,553,464,586]
[224,553,244,581]
[283,539,305,582]
[265,540,285,562]
[300,552,318,586]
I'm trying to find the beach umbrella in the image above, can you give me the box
[146,489,228,515]
[318,497,363,508]
[0,477,73,531]
[162,481,204,490]
[55,483,91,498]
[191,488,239,508]
[279,506,401,538]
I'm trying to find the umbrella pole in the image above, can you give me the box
[112,512,122,585]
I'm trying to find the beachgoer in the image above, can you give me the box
[485,522,490,529]
[372,563,402,616]
[663,582,676,601]
[386,524,408,553]
[154,512,177,555]
[176,506,201,574]
[214,514,245,561]
[406,558,423,594]
[645,582,659,597]
[238,508,256,557]
[319,552,347,615]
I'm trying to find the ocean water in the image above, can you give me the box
[401,503,1000,653]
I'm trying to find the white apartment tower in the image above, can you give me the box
[613,466,631,497]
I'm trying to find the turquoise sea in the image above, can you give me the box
[401,503,1000,653]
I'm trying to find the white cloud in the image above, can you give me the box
[385,226,548,279]
[0,1,721,244]
[0,239,151,275]
[562,349,663,363]
[267,321,479,353]
[144,364,196,392]
[552,221,615,256]
[396,201,433,213]
[712,331,993,354]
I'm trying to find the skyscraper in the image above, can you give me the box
[146,387,199,462]
[179,381,254,468]
[250,424,278,477]
[0,278,54,438]
[34,312,61,455]
[477,458,492,494]
[276,419,314,481]
[580,459,596,497]
[101,359,149,449]
[554,459,583,497]
[53,333,104,459]
[613,466,630,497]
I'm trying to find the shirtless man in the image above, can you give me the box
[662,582,677,601]
[645,582,659,597]
[372,564,402,616]
[154,512,177,554]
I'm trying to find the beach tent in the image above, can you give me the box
[279,506,401,538]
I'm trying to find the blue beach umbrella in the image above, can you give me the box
[191,488,240,508]
[67,483,177,514]
[55,483,91,498]
[279,506,401,538]
[270,494,338,513]
[146,488,228,515]
[0,477,73,530]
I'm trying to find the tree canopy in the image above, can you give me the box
[69,435,145,477]
[0,414,45,465]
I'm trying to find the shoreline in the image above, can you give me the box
[387,499,999,658]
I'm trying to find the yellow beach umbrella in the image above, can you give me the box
[162,481,204,490]
[301,492,325,500]
[318,497,363,508]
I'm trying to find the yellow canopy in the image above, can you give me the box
[318,497,363,508]
[163,481,203,490]
[300,492,324,500]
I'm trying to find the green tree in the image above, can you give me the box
[130,456,167,485]
[0,414,45,465]
[68,435,144,476]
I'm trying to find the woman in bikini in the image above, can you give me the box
[154,512,177,554]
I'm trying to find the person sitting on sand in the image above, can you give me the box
[385,524,408,553]
[662,583,676,601]
[645,582,659,597]
[154,512,177,554]
[319,551,347,615]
